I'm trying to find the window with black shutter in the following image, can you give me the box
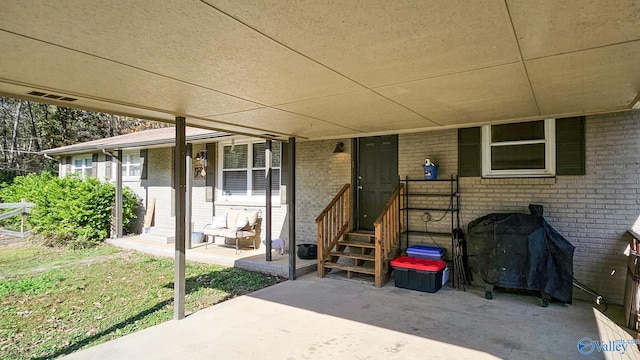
[458,117,585,177]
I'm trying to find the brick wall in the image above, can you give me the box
[397,110,640,304]
[295,139,352,244]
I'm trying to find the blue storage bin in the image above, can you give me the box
[407,245,445,260]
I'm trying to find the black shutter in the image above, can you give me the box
[458,127,481,177]
[281,142,289,204]
[140,149,148,180]
[104,154,112,180]
[205,143,216,187]
[91,154,98,177]
[556,116,585,175]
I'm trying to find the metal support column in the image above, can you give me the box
[115,150,123,238]
[173,117,186,320]
[265,140,272,261]
[185,143,193,250]
[287,137,296,280]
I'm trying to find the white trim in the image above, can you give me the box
[110,151,141,182]
[482,119,556,178]
[72,156,92,179]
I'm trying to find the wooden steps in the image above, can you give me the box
[329,251,375,261]
[337,240,375,249]
[323,261,376,277]
[321,235,378,280]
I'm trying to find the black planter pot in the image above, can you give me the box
[297,244,317,260]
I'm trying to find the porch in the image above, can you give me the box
[59,273,633,360]
[107,235,317,279]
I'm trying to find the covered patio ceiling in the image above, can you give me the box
[0,0,639,141]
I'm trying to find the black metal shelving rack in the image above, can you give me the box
[400,174,460,286]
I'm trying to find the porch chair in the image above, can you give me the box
[202,209,262,254]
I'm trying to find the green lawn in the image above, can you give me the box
[0,243,281,359]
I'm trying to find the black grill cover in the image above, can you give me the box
[467,209,575,303]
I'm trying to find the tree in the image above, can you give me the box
[0,97,171,181]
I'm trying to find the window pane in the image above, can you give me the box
[491,144,545,170]
[223,144,247,169]
[223,170,247,195]
[253,143,266,167]
[272,142,281,167]
[491,121,544,142]
[252,169,280,195]
[253,142,281,168]
[74,160,83,168]
[129,165,141,177]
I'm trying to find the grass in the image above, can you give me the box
[0,243,282,359]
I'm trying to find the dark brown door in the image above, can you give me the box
[356,135,398,231]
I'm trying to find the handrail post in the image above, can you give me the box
[374,223,382,287]
[20,198,26,234]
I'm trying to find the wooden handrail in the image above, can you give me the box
[373,183,403,226]
[315,184,351,223]
[373,183,403,287]
[316,184,351,278]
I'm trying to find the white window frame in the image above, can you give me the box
[72,156,92,179]
[111,151,141,181]
[217,139,281,204]
[482,119,556,178]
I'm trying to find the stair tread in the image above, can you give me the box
[345,230,375,236]
[323,261,376,275]
[337,240,375,249]
[330,251,375,261]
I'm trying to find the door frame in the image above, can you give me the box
[350,138,358,231]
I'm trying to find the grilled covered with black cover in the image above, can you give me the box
[467,205,575,303]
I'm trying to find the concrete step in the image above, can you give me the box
[140,232,175,244]
[147,227,175,236]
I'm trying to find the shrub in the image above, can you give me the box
[0,172,141,248]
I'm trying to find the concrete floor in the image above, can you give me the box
[107,235,317,278]
[60,274,636,360]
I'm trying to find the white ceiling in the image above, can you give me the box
[0,0,638,140]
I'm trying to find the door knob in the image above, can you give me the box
[357,185,363,190]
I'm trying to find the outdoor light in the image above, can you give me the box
[333,141,344,153]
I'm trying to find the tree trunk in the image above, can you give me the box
[9,100,22,166]
[26,101,41,151]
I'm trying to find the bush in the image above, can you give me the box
[0,172,141,248]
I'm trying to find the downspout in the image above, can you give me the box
[102,149,122,238]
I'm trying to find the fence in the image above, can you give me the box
[0,199,35,238]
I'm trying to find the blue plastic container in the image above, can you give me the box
[423,165,439,180]
[407,245,445,260]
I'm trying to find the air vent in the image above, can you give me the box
[27,90,77,102]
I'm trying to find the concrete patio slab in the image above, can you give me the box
[107,236,317,278]
[60,274,635,360]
